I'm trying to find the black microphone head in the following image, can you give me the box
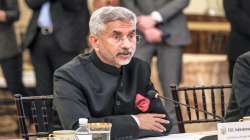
[146,90,158,99]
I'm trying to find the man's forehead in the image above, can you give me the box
[104,20,135,33]
[111,29,136,35]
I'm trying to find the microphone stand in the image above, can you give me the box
[154,93,225,122]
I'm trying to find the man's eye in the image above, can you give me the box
[128,32,136,38]
[112,35,121,40]
[128,34,135,39]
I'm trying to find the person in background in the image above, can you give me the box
[0,0,28,97]
[223,0,250,81]
[225,51,250,122]
[53,6,172,140]
[22,0,90,96]
[120,0,191,133]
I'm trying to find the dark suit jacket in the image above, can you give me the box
[225,51,250,122]
[53,52,172,140]
[223,0,250,61]
[23,0,90,53]
[120,0,191,46]
[0,0,20,60]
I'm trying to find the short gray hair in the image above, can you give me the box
[89,6,137,36]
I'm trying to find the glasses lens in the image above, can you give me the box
[136,35,142,43]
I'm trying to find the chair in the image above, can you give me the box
[15,94,60,140]
[170,84,232,133]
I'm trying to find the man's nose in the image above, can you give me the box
[121,38,132,48]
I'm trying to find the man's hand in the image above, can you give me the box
[143,28,163,43]
[0,10,6,22]
[137,16,157,32]
[135,113,170,133]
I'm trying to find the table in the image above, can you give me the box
[139,131,217,140]
[188,21,230,32]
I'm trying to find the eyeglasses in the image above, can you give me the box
[110,34,142,44]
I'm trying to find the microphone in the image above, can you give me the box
[146,90,225,122]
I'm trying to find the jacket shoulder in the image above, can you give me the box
[55,54,91,75]
[236,51,250,67]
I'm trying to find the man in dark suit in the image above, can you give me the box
[223,0,250,81]
[120,0,191,133]
[23,0,90,95]
[53,6,172,140]
[0,0,27,96]
[225,51,250,122]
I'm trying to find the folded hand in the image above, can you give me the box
[135,113,170,133]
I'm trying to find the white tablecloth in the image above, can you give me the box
[139,131,217,140]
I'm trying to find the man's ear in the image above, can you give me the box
[88,34,100,51]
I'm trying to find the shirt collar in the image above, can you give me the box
[90,51,122,75]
